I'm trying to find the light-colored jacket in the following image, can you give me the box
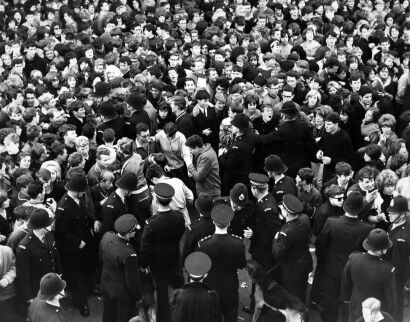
[155,131,191,170]
[0,245,16,300]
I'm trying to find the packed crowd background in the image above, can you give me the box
[1,0,410,322]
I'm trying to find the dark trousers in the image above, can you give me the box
[102,292,137,322]
[282,267,310,303]
[152,267,184,322]
[321,273,342,322]
[221,305,238,322]
[66,269,92,308]
[0,297,21,322]
[310,264,324,305]
[394,275,407,322]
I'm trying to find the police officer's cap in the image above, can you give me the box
[249,173,269,188]
[154,182,175,200]
[282,194,303,215]
[211,204,234,225]
[114,214,140,234]
[184,251,212,277]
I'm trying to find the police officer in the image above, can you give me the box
[264,155,298,204]
[214,183,257,238]
[100,214,143,322]
[198,204,246,322]
[27,273,67,322]
[220,113,255,195]
[243,173,281,314]
[171,252,221,322]
[386,196,410,322]
[342,229,397,322]
[55,173,97,317]
[16,208,61,315]
[272,194,312,302]
[140,183,185,322]
[182,193,215,261]
[100,172,138,234]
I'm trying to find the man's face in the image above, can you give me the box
[361,93,372,106]
[185,80,196,94]
[65,130,77,144]
[282,91,293,102]
[169,55,181,68]
[178,19,187,30]
[326,35,336,47]
[330,194,344,207]
[26,46,37,59]
[99,154,112,168]
[14,63,24,74]
[351,79,361,92]
[286,76,297,88]
[325,121,338,134]
[262,107,273,122]
[138,130,150,144]
[338,172,352,186]
[224,66,233,79]
[150,87,160,99]
[360,177,375,191]
[257,18,266,29]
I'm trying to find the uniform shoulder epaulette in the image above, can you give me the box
[145,219,150,226]
[130,254,137,257]
[107,205,114,209]
[57,207,64,211]
[19,245,26,250]
[198,235,212,246]
[264,208,272,212]
[232,234,243,240]
[279,232,287,237]
[397,238,406,242]
[391,267,395,273]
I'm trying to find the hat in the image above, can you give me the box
[211,204,234,225]
[195,193,214,217]
[116,172,139,191]
[94,82,111,97]
[65,173,88,192]
[126,93,146,110]
[343,191,364,215]
[115,214,140,234]
[281,101,298,117]
[325,112,340,124]
[154,182,175,200]
[28,208,52,230]
[230,183,249,207]
[282,194,303,215]
[363,228,393,252]
[38,273,67,300]
[249,173,269,188]
[99,100,117,118]
[387,196,409,214]
[184,251,212,277]
[231,113,250,131]
[264,155,287,173]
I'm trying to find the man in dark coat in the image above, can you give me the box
[16,209,61,314]
[243,173,281,313]
[192,90,219,152]
[125,93,152,139]
[315,191,372,322]
[386,196,410,322]
[214,183,257,238]
[272,194,312,302]
[220,113,256,195]
[100,214,143,322]
[182,193,215,261]
[198,204,246,322]
[140,183,186,322]
[173,96,197,140]
[96,100,126,145]
[258,102,317,178]
[100,172,138,234]
[171,252,221,322]
[342,229,397,322]
[55,174,98,317]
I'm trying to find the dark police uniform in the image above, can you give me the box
[16,231,61,303]
[182,215,214,261]
[272,195,312,302]
[100,191,128,234]
[342,252,397,322]
[55,193,97,310]
[386,217,410,322]
[171,252,221,322]
[271,175,298,204]
[198,204,246,322]
[100,214,142,322]
[221,132,256,195]
[140,183,185,322]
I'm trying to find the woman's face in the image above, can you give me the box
[228,109,236,120]
[306,30,314,41]
[159,109,168,119]
[2,198,10,209]
[328,86,337,95]
[386,17,394,27]
[346,37,354,47]
[85,49,94,59]
[19,156,31,169]
[2,54,11,66]
[315,114,324,127]
[381,125,392,135]
[100,178,114,191]
[383,184,395,196]
[384,57,394,68]
[340,112,348,123]
[49,168,57,182]
[391,27,399,38]
[68,77,76,88]
[349,59,358,70]
[308,95,318,107]
[399,142,409,159]
[368,70,376,81]
[364,110,373,122]
[248,101,257,113]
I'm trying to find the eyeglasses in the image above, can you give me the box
[333,196,344,201]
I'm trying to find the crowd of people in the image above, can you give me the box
[1,0,410,322]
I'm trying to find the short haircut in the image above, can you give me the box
[357,166,378,181]
[27,181,44,199]
[297,167,315,184]
[335,162,352,176]
[185,135,204,149]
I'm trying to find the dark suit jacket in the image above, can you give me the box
[175,112,197,139]
[192,107,219,151]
